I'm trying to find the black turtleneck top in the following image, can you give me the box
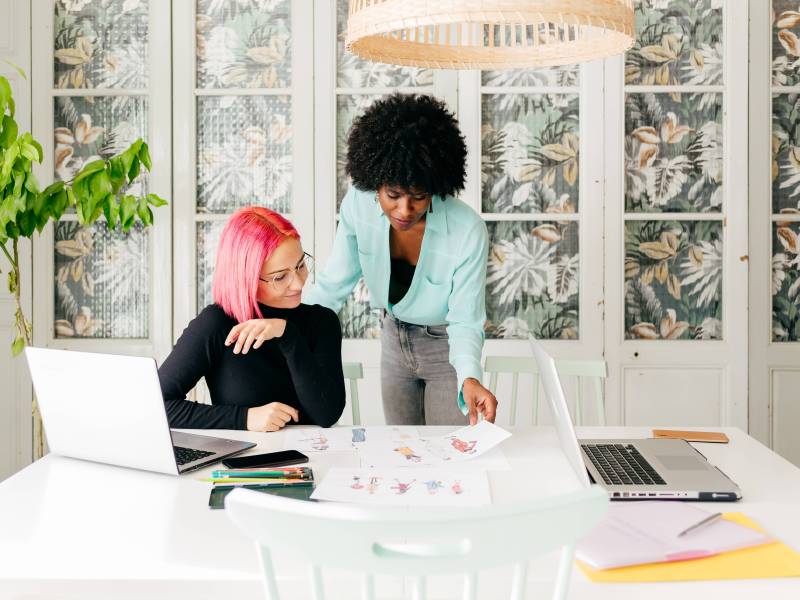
[158,302,345,430]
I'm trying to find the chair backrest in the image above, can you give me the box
[342,361,364,425]
[226,485,608,600]
[484,356,607,426]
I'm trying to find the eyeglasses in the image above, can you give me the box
[259,252,315,292]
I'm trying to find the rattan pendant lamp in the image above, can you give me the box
[346,0,635,69]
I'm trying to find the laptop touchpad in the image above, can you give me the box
[656,455,707,470]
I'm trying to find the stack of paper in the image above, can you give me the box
[577,502,772,570]
[576,502,800,582]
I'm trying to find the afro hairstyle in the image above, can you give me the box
[345,93,467,199]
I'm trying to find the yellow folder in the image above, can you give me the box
[578,513,800,583]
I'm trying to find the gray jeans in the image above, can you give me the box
[380,313,469,426]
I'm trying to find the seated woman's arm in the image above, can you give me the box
[274,307,346,427]
[158,307,248,430]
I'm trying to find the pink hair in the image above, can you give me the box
[212,206,300,323]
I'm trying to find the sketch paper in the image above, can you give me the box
[284,426,419,453]
[358,421,512,468]
[311,468,491,507]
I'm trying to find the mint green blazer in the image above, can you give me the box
[305,186,489,415]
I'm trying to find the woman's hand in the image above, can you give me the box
[462,378,498,425]
[225,318,287,354]
[246,402,300,432]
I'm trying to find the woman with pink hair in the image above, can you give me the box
[158,207,345,431]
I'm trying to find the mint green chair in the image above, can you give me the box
[342,362,364,426]
[226,484,608,600]
[484,356,607,426]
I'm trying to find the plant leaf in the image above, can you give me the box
[146,193,167,207]
[0,115,18,149]
[138,141,151,171]
[11,335,24,357]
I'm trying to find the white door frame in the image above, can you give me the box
[603,1,749,429]
[748,0,800,464]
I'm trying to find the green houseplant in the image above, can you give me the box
[0,72,167,456]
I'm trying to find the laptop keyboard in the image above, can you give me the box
[174,445,215,466]
[582,444,666,486]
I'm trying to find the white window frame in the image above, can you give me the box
[172,0,314,344]
[31,0,173,362]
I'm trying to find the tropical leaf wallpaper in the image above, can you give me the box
[54,95,148,193]
[625,220,722,340]
[338,278,382,339]
[486,221,579,340]
[336,94,382,208]
[52,1,152,339]
[196,0,291,89]
[197,220,224,311]
[773,1,800,343]
[54,0,149,90]
[773,0,800,86]
[482,66,579,88]
[625,0,723,87]
[773,223,800,341]
[772,94,800,213]
[482,94,579,216]
[625,92,722,213]
[196,95,292,214]
[54,221,149,339]
[336,0,431,89]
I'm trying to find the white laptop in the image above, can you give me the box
[25,347,255,475]
[529,338,741,501]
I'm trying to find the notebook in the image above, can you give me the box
[576,502,771,570]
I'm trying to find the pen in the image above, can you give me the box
[213,481,314,489]
[677,512,722,537]
[202,477,312,484]
[210,470,310,479]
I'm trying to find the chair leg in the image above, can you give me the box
[362,574,375,600]
[592,378,606,426]
[510,373,519,427]
[552,544,575,600]
[310,565,325,600]
[411,575,426,600]
[510,561,527,600]
[257,544,281,600]
[463,572,478,600]
[350,380,361,425]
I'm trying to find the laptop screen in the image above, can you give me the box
[528,337,592,488]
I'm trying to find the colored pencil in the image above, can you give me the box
[202,477,312,484]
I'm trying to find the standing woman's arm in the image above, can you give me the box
[304,186,363,311]
[445,220,490,415]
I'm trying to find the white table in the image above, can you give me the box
[1,426,799,599]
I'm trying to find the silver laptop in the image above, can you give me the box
[529,338,741,501]
[25,347,255,475]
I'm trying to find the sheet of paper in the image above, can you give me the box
[358,421,512,469]
[283,426,419,453]
[577,502,772,570]
[311,468,491,507]
[578,513,800,582]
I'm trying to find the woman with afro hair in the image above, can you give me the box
[306,94,497,426]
